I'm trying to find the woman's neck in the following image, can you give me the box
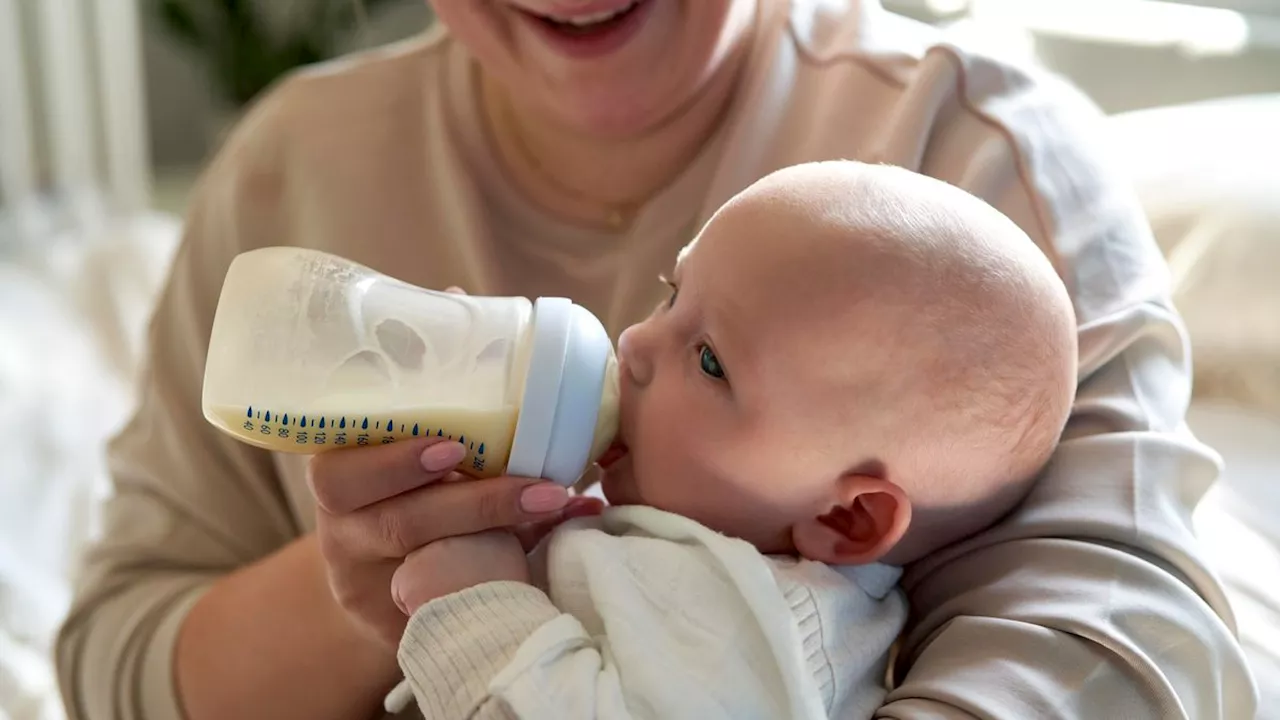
[480,38,753,230]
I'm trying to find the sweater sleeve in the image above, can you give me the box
[54,88,301,720]
[398,582,629,720]
[874,47,1258,719]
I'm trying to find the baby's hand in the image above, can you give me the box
[391,530,530,616]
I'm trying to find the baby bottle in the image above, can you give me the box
[201,247,619,487]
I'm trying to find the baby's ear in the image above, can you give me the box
[792,475,911,565]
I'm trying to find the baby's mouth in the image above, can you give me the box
[597,439,629,470]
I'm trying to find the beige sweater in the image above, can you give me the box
[394,507,905,719]
[56,0,1257,718]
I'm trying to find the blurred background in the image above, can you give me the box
[1,1,1278,718]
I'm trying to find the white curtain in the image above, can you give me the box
[0,4,177,718]
[0,0,151,238]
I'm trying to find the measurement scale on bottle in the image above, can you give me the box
[206,404,518,476]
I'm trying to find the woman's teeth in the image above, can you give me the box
[541,1,638,27]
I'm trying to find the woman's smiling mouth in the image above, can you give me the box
[512,0,654,59]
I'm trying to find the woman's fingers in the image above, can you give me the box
[325,476,573,559]
[305,428,578,647]
[307,437,464,514]
[314,539,407,644]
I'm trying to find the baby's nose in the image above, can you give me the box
[617,324,654,387]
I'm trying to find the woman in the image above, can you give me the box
[56,1,1256,718]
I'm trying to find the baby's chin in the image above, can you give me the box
[598,457,797,555]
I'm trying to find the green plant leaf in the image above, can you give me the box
[152,0,418,106]
[325,0,403,35]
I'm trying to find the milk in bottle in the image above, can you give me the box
[202,247,618,486]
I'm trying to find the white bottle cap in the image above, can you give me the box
[506,297,614,487]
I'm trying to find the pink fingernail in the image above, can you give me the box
[520,484,569,514]
[420,442,465,472]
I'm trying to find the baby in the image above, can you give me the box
[391,161,1077,719]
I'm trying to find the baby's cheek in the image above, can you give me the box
[662,451,746,521]
[697,452,804,542]
[636,433,710,513]
[632,385,738,513]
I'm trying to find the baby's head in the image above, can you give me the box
[602,161,1077,566]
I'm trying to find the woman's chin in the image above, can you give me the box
[539,90,662,140]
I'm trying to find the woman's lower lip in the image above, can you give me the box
[516,0,654,60]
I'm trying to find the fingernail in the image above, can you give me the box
[420,442,465,472]
[520,484,569,514]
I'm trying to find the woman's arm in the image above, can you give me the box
[55,82,400,720]
[876,47,1257,719]
[174,536,399,720]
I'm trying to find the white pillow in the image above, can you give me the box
[1108,95,1280,416]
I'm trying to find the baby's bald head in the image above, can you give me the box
[697,161,1078,562]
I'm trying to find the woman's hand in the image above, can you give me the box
[391,530,529,616]
[307,436,598,647]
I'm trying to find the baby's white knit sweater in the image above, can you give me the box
[394,506,905,719]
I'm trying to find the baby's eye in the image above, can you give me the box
[698,345,726,380]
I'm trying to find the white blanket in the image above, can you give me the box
[0,211,180,720]
[1108,95,1280,417]
[1189,405,1280,717]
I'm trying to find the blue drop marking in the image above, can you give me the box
[339,417,346,429]
[412,424,419,436]
[437,429,443,437]
[246,407,253,418]
[282,414,289,426]
[478,443,485,455]
[319,417,326,429]
[386,419,393,432]
[264,411,271,422]
[300,416,307,428]
[361,417,369,430]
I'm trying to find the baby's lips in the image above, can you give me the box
[597,440,629,469]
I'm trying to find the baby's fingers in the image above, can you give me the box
[514,496,606,551]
